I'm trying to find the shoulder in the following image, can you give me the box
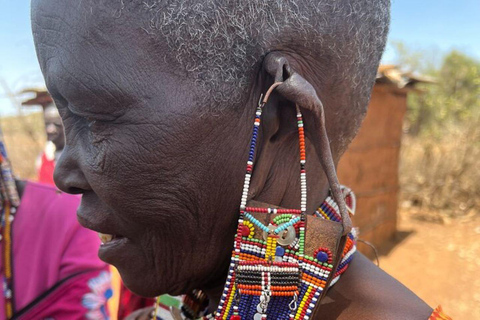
[318,252,433,320]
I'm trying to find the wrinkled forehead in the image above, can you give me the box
[32,0,180,105]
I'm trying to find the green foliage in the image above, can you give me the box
[394,43,480,137]
[394,43,480,218]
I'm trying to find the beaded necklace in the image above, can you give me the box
[0,137,20,319]
[155,82,356,320]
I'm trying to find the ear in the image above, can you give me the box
[246,53,299,207]
[251,52,352,235]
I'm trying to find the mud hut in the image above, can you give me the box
[20,87,53,109]
[338,65,431,252]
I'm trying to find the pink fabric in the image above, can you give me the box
[16,270,110,320]
[0,181,109,318]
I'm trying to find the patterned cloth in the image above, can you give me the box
[154,188,357,320]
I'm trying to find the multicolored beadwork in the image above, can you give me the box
[172,84,357,320]
[0,136,20,319]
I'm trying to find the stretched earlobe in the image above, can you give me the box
[261,53,353,235]
[263,52,293,83]
[277,74,352,235]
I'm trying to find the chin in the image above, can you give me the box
[118,267,160,297]
[118,265,189,298]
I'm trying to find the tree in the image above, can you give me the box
[394,44,480,136]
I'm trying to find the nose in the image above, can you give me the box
[46,123,57,134]
[54,145,90,194]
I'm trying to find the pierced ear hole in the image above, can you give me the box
[282,64,291,81]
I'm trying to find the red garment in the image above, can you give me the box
[117,283,155,319]
[38,152,55,185]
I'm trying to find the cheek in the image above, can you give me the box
[79,123,202,219]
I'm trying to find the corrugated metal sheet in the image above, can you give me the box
[376,65,435,88]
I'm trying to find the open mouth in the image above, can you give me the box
[98,233,125,245]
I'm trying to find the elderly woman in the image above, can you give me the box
[32,0,449,319]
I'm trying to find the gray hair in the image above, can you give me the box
[138,0,390,106]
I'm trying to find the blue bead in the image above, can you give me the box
[275,246,285,257]
[316,251,329,263]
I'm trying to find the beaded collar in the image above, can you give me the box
[156,189,357,320]
[156,83,357,320]
[170,191,357,320]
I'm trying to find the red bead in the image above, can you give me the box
[230,316,241,320]
[241,225,251,237]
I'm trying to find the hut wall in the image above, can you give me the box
[337,84,407,250]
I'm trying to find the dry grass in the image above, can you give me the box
[399,120,480,222]
[0,112,46,180]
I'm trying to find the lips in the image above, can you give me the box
[76,194,134,264]
[77,193,122,235]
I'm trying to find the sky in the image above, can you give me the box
[0,0,479,116]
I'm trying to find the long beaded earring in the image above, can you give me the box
[208,81,342,320]
[169,80,357,320]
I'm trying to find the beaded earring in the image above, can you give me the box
[207,82,353,320]
[161,81,357,320]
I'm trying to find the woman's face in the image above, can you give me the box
[32,0,253,296]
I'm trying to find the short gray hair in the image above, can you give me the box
[139,0,390,106]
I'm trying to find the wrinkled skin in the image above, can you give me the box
[32,0,432,318]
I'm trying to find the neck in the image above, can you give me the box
[251,134,332,214]
[203,282,226,314]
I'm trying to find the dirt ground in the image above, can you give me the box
[378,211,480,319]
